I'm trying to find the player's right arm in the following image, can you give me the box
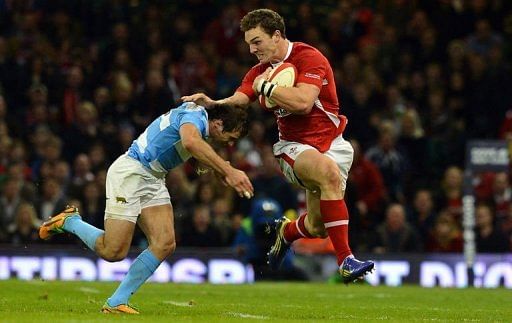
[179,123,254,198]
[181,91,250,108]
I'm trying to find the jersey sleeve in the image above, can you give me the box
[179,110,208,137]
[235,66,262,102]
[295,50,327,89]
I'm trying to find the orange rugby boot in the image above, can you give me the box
[101,302,140,314]
[38,206,81,240]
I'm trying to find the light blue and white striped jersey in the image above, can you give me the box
[127,102,209,173]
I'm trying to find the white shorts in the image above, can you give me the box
[104,154,171,223]
[273,134,354,191]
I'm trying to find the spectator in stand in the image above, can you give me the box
[475,203,510,253]
[6,161,36,203]
[202,4,243,58]
[466,19,503,57]
[53,160,71,191]
[425,209,463,253]
[174,42,216,95]
[211,197,236,246]
[60,65,89,128]
[397,108,429,192]
[0,95,21,139]
[490,172,512,220]
[424,89,449,138]
[7,202,41,246]
[62,101,101,162]
[435,166,463,221]
[166,166,194,209]
[88,143,110,174]
[193,180,217,208]
[106,72,135,127]
[28,126,54,180]
[347,139,387,232]
[36,178,67,222]
[92,86,111,118]
[81,181,105,229]
[236,120,269,169]
[0,135,11,177]
[215,58,243,99]
[110,123,136,160]
[24,84,53,136]
[133,68,176,133]
[0,178,24,231]
[68,153,94,199]
[343,82,378,149]
[370,203,422,253]
[366,121,408,203]
[43,136,63,168]
[100,23,140,76]
[180,204,223,247]
[407,189,437,239]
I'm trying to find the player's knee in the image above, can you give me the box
[152,239,176,258]
[102,246,129,262]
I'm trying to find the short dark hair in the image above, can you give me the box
[208,104,248,137]
[240,9,286,38]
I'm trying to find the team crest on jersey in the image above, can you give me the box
[274,108,291,118]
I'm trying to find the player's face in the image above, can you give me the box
[245,26,278,64]
[214,130,240,147]
[210,121,241,146]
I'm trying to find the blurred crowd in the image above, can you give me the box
[0,0,511,257]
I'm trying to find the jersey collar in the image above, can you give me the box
[271,41,293,68]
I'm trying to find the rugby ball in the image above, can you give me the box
[259,62,297,109]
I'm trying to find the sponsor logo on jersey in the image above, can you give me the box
[304,72,320,80]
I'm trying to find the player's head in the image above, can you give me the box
[241,9,286,63]
[208,104,248,146]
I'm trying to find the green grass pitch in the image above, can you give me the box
[0,280,510,322]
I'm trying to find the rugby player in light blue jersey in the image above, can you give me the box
[39,102,253,314]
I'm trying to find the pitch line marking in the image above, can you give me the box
[163,300,195,307]
[78,287,100,294]
[226,311,270,320]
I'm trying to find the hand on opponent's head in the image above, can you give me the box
[180,93,216,108]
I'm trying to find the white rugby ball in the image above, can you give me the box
[259,62,297,109]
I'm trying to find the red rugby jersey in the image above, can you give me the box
[236,42,347,152]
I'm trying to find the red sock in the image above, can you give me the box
[320,199,352,265]
[283,213,314,243]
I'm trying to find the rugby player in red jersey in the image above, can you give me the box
[182,8,374,283]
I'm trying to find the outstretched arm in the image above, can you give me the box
[179,123,254,198]
[181,92,251,108]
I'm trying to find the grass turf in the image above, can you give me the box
[0,279,510,322]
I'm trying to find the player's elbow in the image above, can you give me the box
[294,102,313,114]
[181,137,198,152]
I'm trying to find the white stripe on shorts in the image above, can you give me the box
[324,220,349,228]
